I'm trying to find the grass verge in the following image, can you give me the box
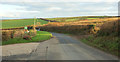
[80,35,119,57]
[2,31,52,45]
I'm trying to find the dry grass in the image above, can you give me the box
[40,17,119,35]
[41,25,91,34]
[97,19,118,36]
[2,30,14,41]
[42,17,118,26]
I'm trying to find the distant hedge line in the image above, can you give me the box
[40,25,93,35]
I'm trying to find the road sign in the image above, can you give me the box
[24,26,27,29]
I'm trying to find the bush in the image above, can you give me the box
[28,30,36,37]
[2,29,37,41]
[2,30,13,41]
[40,25,91,35]
[97,20,118,36]
[23,35,32,40]
[13,30,24,38]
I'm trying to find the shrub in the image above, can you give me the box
[40,25,91,35]
[13,30,24,38]
[28,30,36,37]
[2,30,13,41]
[23,35,32,40]
[97,20,118,36]
[2,30,25,41]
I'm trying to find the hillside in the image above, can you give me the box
[2,19,48,29]
[45,16,116,22]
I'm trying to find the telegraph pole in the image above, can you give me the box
[33,17,36,31]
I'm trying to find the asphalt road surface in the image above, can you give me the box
[3,33,118,60]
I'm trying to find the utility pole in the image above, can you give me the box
[33,17,36,31]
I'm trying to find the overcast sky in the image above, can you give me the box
[0,0,119,19]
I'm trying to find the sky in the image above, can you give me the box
[0,0,119,19]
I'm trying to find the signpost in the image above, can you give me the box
[24,26,27,30]
[24,26,28,33]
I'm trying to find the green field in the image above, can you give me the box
[2,31,52,45]
[46,17,99,22]
[2,16,115,29]
[2,19,48,29]
[46,16,115,22]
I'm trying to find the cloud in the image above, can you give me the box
[0,12,20,18]
[47,7,62,11]
[0,0,119,2]
[0,2,118,19]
